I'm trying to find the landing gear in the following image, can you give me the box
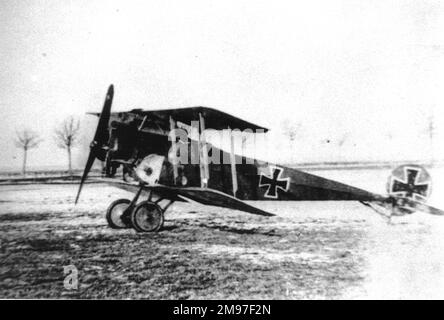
[105,186,173,233]
[106,198,132,229]
[131,201,164,232]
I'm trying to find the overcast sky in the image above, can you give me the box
[1,0,443,171]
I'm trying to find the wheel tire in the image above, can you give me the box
[131,201,164,232]
[106,199,132,229]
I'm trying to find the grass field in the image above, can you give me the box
[1,167,444,299]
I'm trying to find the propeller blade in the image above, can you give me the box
[74,150,96,204]
[93,84,114,145]
[75,84,114,204]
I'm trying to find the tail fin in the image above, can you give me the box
[386,164,432,214]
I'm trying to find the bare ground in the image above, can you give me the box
[1,182,444,299]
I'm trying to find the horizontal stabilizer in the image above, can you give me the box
[397,197,444,216]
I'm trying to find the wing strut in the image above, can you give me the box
[229,127,238,197]
[169,116,179,185]
[138,115,148,131]
[199,112,209,188]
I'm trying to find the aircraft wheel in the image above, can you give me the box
[106,199,132,229]
[131,201,164,232]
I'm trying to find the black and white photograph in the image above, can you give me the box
[1,0,444,303]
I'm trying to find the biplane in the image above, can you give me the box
[75,85,444,232]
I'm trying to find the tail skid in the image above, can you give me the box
[361,196,444,222]
[361,164,444,221]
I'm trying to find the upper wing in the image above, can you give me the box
[89,106,268,132]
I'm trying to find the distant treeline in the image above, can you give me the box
[0,168,101,178]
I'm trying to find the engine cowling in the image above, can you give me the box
[134,154,165,185]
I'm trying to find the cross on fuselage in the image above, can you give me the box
[392,168,429,199]
[259,167,290,198]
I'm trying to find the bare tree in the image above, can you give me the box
[282,120,301,142]
[281,120,302,164]
[15,129,42,175]
[337,132,349,147]
[54,116,80,175]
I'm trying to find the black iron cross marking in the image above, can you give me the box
[259,166,290,199]
[392,168,430,199]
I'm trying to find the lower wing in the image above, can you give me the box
[97,178,274,217]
